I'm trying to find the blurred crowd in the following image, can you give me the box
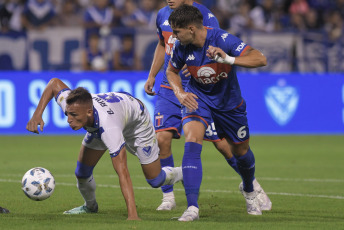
[0,0,343,71]
[209,0,344,41]
[1,0,343,38]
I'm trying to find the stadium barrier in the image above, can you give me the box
[0,71,343,135]
[0,27,343,72]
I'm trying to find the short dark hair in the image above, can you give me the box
[168,4,203,29]
[66,87,93,106]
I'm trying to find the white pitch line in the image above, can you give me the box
[3,174,344,183]
[3,178,344,200]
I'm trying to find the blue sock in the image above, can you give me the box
[160,154,174,193]
[226,157,240,175]
[183,142,202,208]
[146,170,166,188]
[235,148,255,192]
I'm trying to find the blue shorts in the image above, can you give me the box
[154,86,182,139]
[154,86,222,142]
[181,98,249,144]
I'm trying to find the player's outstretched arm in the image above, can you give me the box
[166,64,198,111]
[111,147,140,220]
[144,39,165,96]
[26,78,70,134]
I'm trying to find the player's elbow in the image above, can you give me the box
[49,78,60,85]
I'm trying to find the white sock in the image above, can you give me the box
[162,166,182,185]
[163,191,175,200]
[77,175,97,210]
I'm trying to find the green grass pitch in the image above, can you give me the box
[0,135,343,229]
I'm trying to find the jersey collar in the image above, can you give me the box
[84,106,99,133]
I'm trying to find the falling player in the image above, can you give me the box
[26,78,183,220]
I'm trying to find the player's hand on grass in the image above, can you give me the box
[176,91,198,111]
[127,216,141,221]
[26,116,45,134]
[144,76,156,96]
[181,64,190,77]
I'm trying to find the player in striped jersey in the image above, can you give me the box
[26,78,183,220]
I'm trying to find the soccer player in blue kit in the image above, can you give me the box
[166,5,272,221]
[144,0,245,212]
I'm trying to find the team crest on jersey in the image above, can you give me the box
[155,115,164,127]
[142,146,152,157]
[265,79,299,126]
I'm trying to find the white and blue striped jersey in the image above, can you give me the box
[56,89,159,164]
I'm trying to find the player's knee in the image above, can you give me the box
[146,170,166,188]
[157,132,172,148]
[75,161,95,178]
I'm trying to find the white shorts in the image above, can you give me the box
[81,129,160,165]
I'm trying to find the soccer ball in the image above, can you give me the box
[21,167,55,201]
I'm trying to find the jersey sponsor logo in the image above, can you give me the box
[208,13,215,19]
[197,67,215,77]
[155,115,164,127]
[235,42,246,52]
[162,32,175,55]
[221,33,228,42]
[265,79,299,126]
[191,65,229,84]
[186,54,195,61]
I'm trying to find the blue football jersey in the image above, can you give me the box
[169,27,250,111]
[156,2,219,88]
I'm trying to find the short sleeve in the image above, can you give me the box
[101,127,126,156]
[169,41,184,71]
[218,32,249,57]
[202,10,219,28]
[55,89,71,114]
[156,11,164,41]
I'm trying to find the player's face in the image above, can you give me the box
[171,26,193,45]
[65,103,93,130]
[166,0,186,9]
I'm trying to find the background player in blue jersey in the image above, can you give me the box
[144,0,242,211]
[166,5,272,221]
